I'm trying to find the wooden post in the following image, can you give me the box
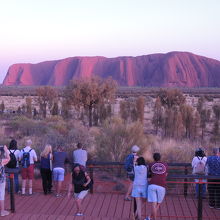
[197,179,203,220]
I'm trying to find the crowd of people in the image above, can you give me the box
[0,140,220,219]
[0,139,90,217]
[124,146,220,220]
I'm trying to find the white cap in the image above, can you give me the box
[131,145,140,153]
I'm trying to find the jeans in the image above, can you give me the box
[208,179,220,208]
[7,173,19,193]
[40,168,52,194]
[195,183,206,198]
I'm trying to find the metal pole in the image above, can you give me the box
[9,173,15,213]
[184,165,188,197]
[89,166,94,194]
[197,179,203,220]
[133,197,137,220]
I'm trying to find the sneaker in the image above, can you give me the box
[144,217,151,220]
[215,207,220,210]
[1,210,10,217]
[75,213,83,216]
[124,197,132,201]
[209,205,214,209]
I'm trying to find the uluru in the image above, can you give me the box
[3,51,220,87]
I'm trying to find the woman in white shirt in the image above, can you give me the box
[191,148,207,198]
[131,157,148,220]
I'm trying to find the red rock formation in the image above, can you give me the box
[3,52,220,87]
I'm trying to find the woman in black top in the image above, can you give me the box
[67,164,91,216]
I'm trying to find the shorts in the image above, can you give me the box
[0,182,6,200]
[74,190,89,200]
[53,168,65,181]
[132,184,147,198]
[21,164,34,180]
[148,184,166,203]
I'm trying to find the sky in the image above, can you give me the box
[0,0,220,82]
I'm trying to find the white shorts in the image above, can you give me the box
[74,190,89,200]
[53,168,65,181]
[148,184,166,203]
[132,184,147,198]
[0,182,6,200]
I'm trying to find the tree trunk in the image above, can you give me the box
[89,105,92,127]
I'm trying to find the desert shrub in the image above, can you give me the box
[94,117,149,162]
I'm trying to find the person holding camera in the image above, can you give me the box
[0,145,10,217]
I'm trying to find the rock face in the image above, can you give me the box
[3,52,220,87]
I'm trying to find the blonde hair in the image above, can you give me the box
[41,144,52,158]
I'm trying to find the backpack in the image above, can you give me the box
[21,149,32,168]
[193,157,205,175]
[124,154,134,174]
[6,150,17,168]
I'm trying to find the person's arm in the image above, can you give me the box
[67,174,73,197]
[2,145,10,165]
[33,150,38,162]
[83,172,91,187]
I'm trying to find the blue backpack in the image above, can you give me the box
[21,149,32,168]
[124,154,134,173]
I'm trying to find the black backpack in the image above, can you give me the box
[6,150,17,168]
[21,149,32,168]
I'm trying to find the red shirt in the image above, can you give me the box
[149,161,168,188]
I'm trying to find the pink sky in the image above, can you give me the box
[0,0,219,82]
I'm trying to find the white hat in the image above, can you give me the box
[131,145,140,153]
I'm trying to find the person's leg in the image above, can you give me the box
[14,173,19,193]
[21,179,26,195]
[151,202,158,220]
[0,182,9,216]
[28,165,34,195]
[76,199,82,213]
[40,168,48,194]
[135,197,142,220]
[57,181,62,195]
[208,181,215,207]
[125,179,133,199]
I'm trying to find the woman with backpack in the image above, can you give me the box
[67,163,92,216]
[131,157,148,220]
[192,148,207,198]
[6,139,20,193]
[40,144,53,195]
[124,145,140,201]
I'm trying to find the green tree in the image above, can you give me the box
[65,77,117,127]
[0,101,5,114]
[136,96,145,123]
[36,86,58,118]
[152,97,163,134]
[25,97,32,118]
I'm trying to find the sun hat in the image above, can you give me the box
[131,145,140,153]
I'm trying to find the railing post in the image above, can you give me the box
[184,165,188,197]
[197,179,203,220]
[89,166,94,194]
[9,173,15,213]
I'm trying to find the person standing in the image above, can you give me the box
[73,143,87,169]
[6,139,20,193]
[67,164,92,216]
[146,153,168,220]
[40,144,53,195]
[0,145,10,216]
[191,148,207,198]
[206,148,220,209]
[53,146,68,197]
[19,139,37,195]
[131,157,148,220]
[124,145,140,201]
